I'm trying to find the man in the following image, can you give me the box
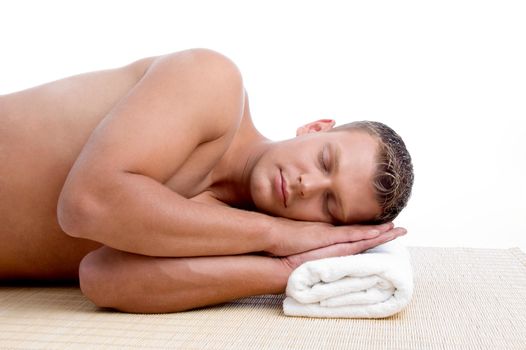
[0,48,413,313]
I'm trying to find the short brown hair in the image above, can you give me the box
[329,121,414,224]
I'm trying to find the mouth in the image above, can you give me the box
[280,170,288,208]
[275,168,288,208]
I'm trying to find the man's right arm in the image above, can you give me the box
[59,157,394,258]
[57,49,396,258]
[57,48,276,257]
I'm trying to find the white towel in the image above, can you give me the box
[283,241,413,318]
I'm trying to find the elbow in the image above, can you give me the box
[79,248,124,310]
[79,249,110,308]
[79,247,174,313]
[56,194,80,237]
[57,188,102,239]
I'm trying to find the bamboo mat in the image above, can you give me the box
[1,247,525,349]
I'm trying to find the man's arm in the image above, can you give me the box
[57,48,274,257]
[57,49,395,258]
[79,227,405,313]
[79,246,290,313]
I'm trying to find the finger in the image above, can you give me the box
[352,222,394,232]
[379,227,407,243]
[378,222,395,231]
[340,222,394,242]
[297,227,407,263]
[351,227,407,254]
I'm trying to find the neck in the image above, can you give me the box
[208,101,276,209]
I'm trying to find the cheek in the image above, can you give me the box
[249,175,269,206]
[249,168,281,214]
[289,199,325,222]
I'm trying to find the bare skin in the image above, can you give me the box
[0,49,406,312]
[0,55,156,279]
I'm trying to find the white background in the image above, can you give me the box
[1,0,525,250]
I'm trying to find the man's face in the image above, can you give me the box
[250,129,381,225]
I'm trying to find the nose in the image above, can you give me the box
[295,173,331,199]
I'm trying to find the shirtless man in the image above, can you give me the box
[0,48,413,313]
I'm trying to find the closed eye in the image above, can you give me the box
[318,144,330,172]
[318,151,326,171]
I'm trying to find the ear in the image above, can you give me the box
[296,119,336,136]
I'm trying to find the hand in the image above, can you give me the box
[267,217,399,257]
[280,225,407,272]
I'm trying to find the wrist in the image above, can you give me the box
[273,257,294,292]
[260,215,281,254]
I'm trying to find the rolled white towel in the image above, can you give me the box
[283,241,414,318]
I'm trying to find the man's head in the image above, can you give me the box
[326,120,414,224]
[248,119,413,225]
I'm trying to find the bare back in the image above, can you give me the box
[0,58,156,278]
[0,54,243,279]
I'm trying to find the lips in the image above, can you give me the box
[280,170,288,207]
[275,169,288,208]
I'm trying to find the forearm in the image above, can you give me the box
[79,247,291,313]
[59,172,276,257]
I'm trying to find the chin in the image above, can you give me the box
[249,180,270,211]
[251,191,282,218]
[249,166,286,218]
[252,196,276,216]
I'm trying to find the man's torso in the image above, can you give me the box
[0,55,247,279]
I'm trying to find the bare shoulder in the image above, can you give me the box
[162,48,241,75]
[167,48,240,73]
[149,48,245,139]
[59,48,246,190]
